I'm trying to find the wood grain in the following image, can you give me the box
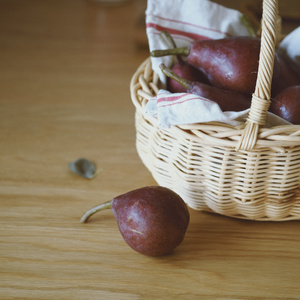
[1,0,300,299]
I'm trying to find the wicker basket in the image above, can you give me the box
[130,0,300,221]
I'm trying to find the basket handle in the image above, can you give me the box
[236,0,279,151]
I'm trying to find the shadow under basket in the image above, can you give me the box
[130,0,300,221]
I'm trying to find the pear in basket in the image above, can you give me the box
[152,35,300,96]
[269,85,300,124]
[160,63,251,112]
[152,36,268,94]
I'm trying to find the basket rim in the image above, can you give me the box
[130,57,300,150]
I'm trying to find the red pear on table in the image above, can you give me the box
[81,186,190,257]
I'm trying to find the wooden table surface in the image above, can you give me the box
[1,1,300,299]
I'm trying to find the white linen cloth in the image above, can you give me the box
[145,89,250,128]
[278,26,300,67]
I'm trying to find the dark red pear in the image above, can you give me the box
[160,63,251,112]
[269,85,300,124]
[81,186,190,257]
[152,36,283,95]
[152,36,262,94]
[186,36,262,94]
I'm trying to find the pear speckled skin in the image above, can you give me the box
[269,85,300,124]
[111,186,190,257]
[186,36,267,94]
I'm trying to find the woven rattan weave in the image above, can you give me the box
[130,0,300,220]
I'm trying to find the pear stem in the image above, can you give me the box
[160,30,177,49]
[159,63,190,90]
[151,47,190,57]
[160,31,185,63]
[80,200,113,223]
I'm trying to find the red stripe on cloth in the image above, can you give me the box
[146,13,233,37]
[146,23,211,41]
[157,93,188,104]
[159,96,212,108]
